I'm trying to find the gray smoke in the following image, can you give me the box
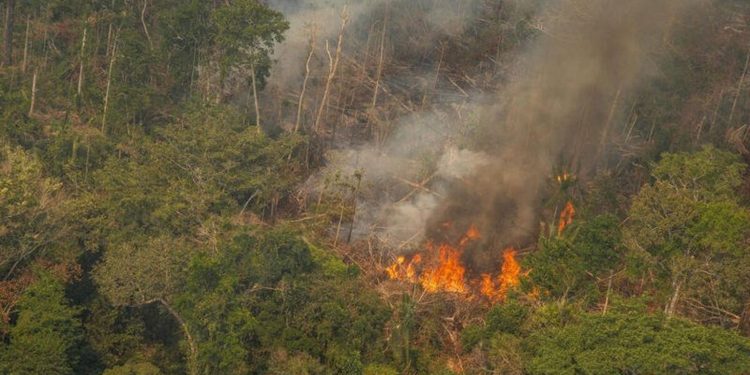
[299,0,698,260]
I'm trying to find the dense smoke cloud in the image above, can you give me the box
[287,0,697,265]
[429,0,695,252]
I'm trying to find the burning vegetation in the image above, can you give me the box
[385,225,524,302]
[558,201,576,235]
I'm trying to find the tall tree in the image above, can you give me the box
[211,0,288,112]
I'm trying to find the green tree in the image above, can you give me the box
[624,146,750,322]
[525,214,622,304]
[0,145,73,279]
[0,272,83,374]
[525,307,750,374]
[212,0,288,86]
[103,361,163,375]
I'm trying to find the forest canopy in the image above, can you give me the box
[1,0,750,374]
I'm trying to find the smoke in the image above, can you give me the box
[299,0,698,261]
[265,0,482,90]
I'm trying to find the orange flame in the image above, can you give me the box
[498,248,521,297]
[420,243,467,293]
[479,248,522,302]
[385,225,525,302]
[558,201,575,235]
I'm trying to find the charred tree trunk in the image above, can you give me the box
[3,0,15,67]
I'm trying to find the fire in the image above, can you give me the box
[558,201,575,235]
[498,249,521,296]
[556,171,571,184]
[479,248,521,302]
[385,225,525,302]
[386,255,421,283]
[420,243,467,293]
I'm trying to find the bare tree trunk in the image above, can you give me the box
[333,205,345,247]
[313,9,349,134]
[295,26,316,133]
[3,0,15,66]
[371,1,389,109]
[140,0,153,49]
[106,23,113,58]
[28,69,37,116]
[102,34,118,134]
[665,279,682,318]
[250,60,261,133]
[728,50,749,127]
[602,270,613,315]
[77,27,87,96]
[21,15,29,73]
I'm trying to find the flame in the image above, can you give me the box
[386,254,421,283]
[556,171,571,184]
[498,249,521,297]
[558,201,575,235]
[420,243,467,293]
[478,248,522,302]
[385,225,525,302]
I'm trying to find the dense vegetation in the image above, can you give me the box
[1,0,750,374]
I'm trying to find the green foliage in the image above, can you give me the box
[1,1,749,374]
[525,214,622,303]
[486,301,529,335]
[176,228,390,374]
[525,309,750,374]
[0,145,73,277]
[212,0,289,84]
[90,105,304,240]
[461,301,528,353]
[624,146,750,320]
[103,361,163,375]
[266,350,325,375]
[94,236,192,307]
[363,363,399,375]
[0,272,83,375]
[83,298,147,370]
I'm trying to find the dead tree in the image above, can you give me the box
[371,1,389,109]
[313,8,349,134]
[294,25,317,133]
[728,50,750,127]
[77,27,87,96]
[102,33,119,134]
[250,59,261,132]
